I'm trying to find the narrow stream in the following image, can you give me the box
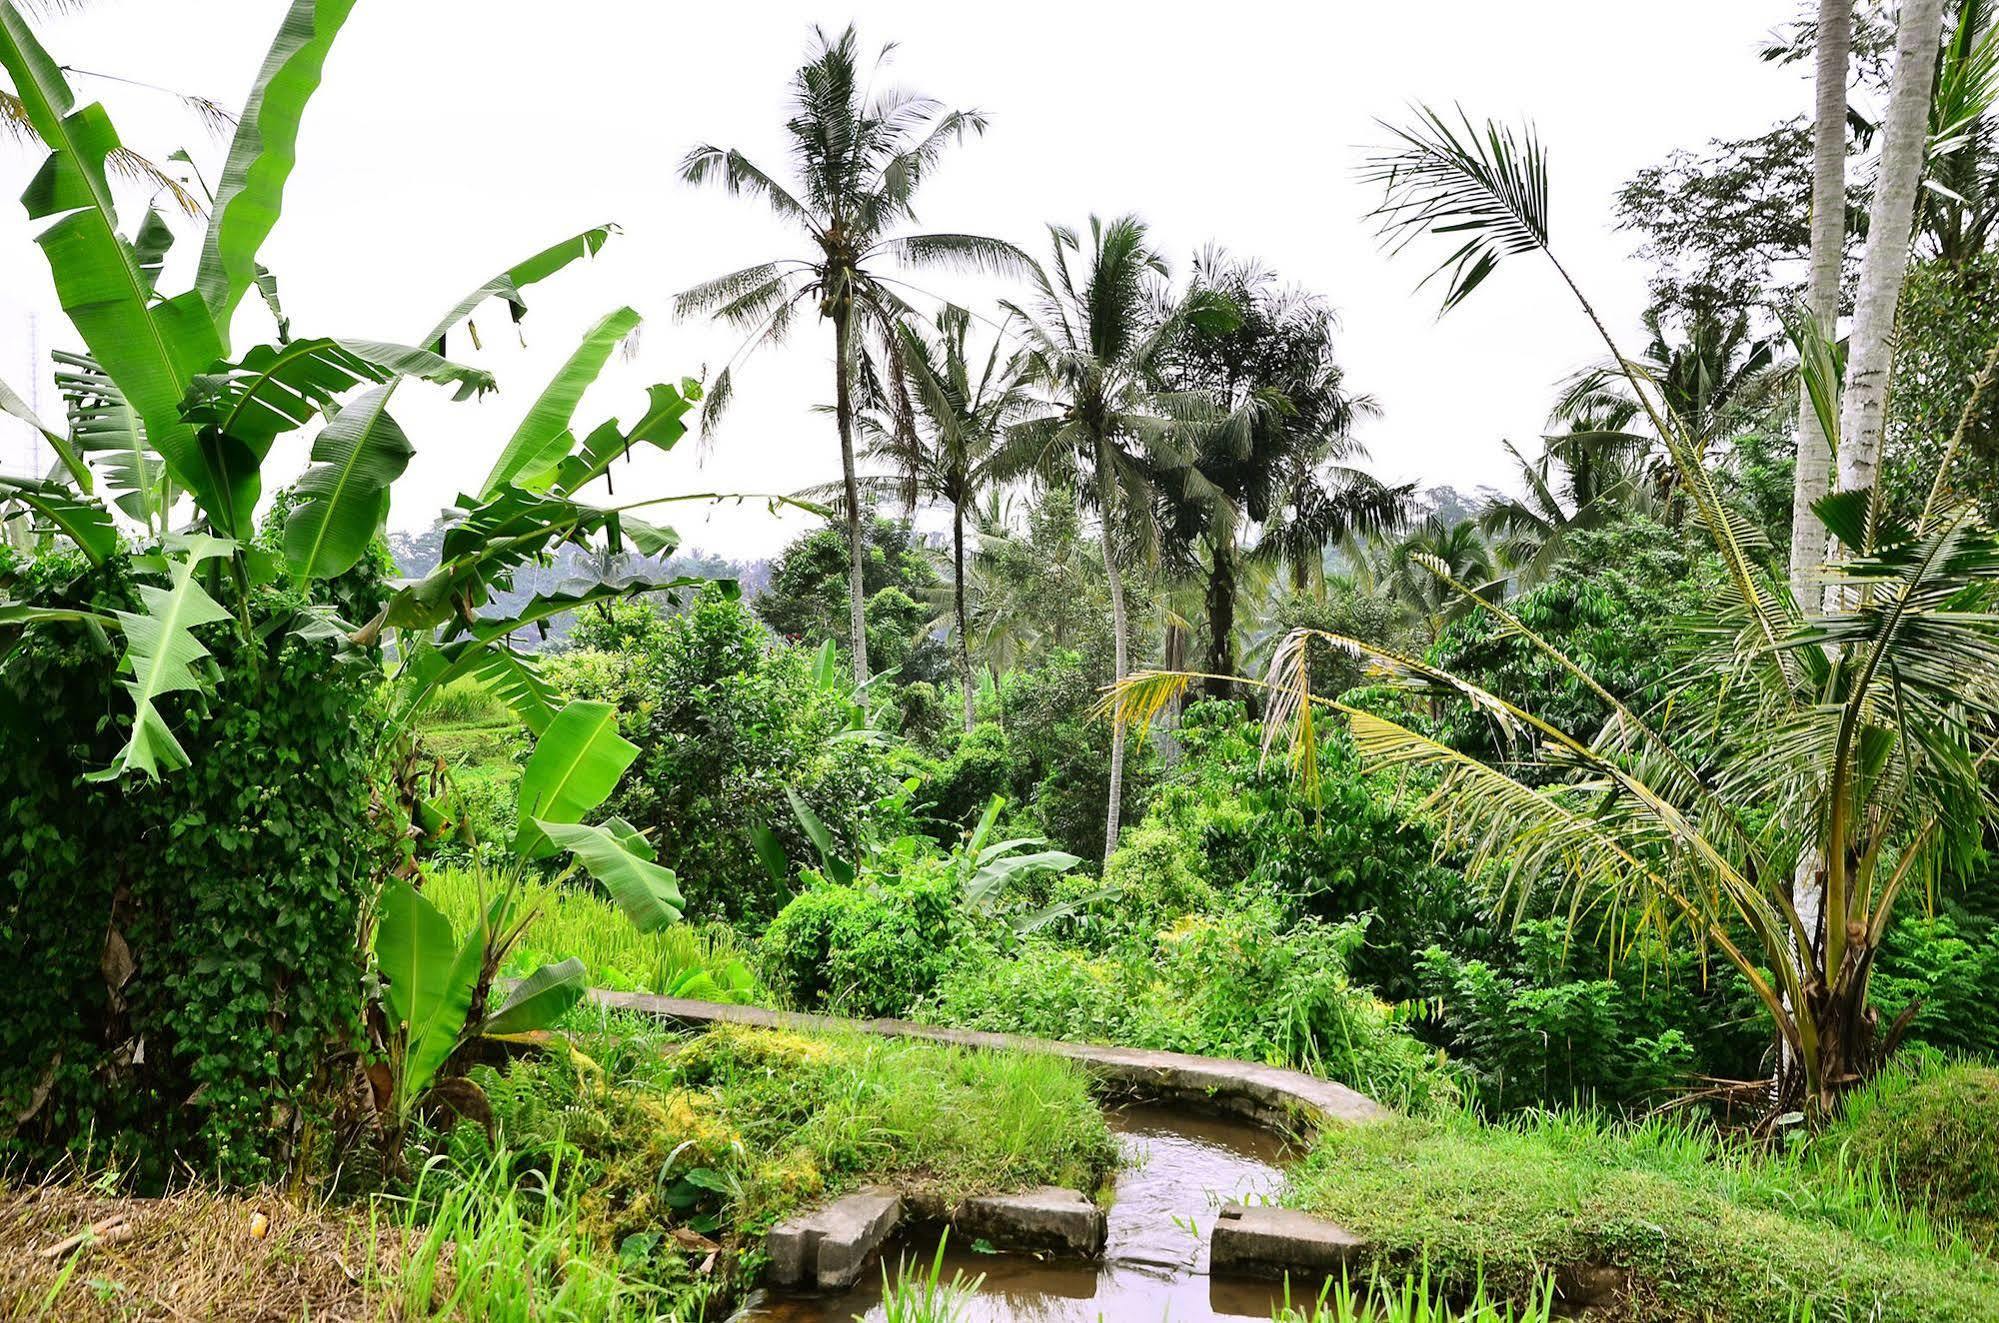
[737,1103,1327,1322]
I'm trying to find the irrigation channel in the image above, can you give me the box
[735,1102,1315,1322]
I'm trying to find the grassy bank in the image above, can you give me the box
[1285,1108,1999,1321]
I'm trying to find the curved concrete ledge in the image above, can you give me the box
[580,988,1389,1131]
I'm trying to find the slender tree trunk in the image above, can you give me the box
[1833,0,1945,543]
[1788,0,1851,614]
[1095,443,1128,862]
[1204,531,1238,703]
[832,304,870,685]
[953,501,975,732]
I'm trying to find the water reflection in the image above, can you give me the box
[738,1103,1329,1323]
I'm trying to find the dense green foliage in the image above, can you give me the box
[0,554,375,1185]
[755,518,946,682]
[571,588,903,924]
[758,857,973,1016]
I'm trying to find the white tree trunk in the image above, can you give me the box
[1788,0,1851,614]
[1832,0,1945,539]
[832,306,871,686]
[1096,447,1128,862]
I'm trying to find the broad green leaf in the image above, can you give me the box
[0,474,118,564]
[442,574,714,645]
[52,350,164,523]
[483,957,586,1035]
[133,207,173,291]
[284,383,411,580]
[538,819,684,932]
[0,367,88,489]
[750,824,789,885]
[0,5,219,502]
[87,533,236,780]
[478,307,641,498]
[514,700,638,857]
[547,379,700,496]
[373,878,482,1107]
[194,0,360,332]
[422,223,617,353]
[784,788,855,885]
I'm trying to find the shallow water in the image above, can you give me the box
[736,1103,1330,1323]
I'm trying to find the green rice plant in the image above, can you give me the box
[426,867,761,1001]
[372,1148,659,1321]
[1272,1265,1554,1322]
[423,675,508,728]
[877,1231,983,1323]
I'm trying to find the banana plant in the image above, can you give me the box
[370,695,684,1159]
[0,0,740,786]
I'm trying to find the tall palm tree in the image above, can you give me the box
[1386,516,1499,646]
[1479,435,1652,590]
[995,215,1233,859]
[1156,250,1405,699]
[859,306,1029,730]
[675,25,1025,685]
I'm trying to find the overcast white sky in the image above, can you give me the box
[1,0,1808,560]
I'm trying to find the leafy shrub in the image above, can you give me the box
[1132,700,1473,997]
[581,588,903,925]
[1412,915,1771,1112]
[0,554,375,1185]
[1833,1055,1999,1250]
[757,860,970,1015]
[1871,895,1999,1059]
[925,903,1457,1112]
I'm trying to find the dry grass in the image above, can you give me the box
[0,1180,416,1322]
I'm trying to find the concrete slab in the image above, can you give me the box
[954,1185,1106,1257]
[764,1186,903,1289]
[1209,1203,1366,1279]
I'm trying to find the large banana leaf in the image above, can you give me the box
[442,572,714,644]
[0,3,220,504]
[193,0,359,335]
[422,223,617,353]
[477,307,641,498]
[88,533,235,781]
[0,474,117,564]
[535,379,701,497]
[513,699,638,858]
[483,957,587,1035]
[52,350,164,524]
[537,819,684,932]
[283,382,411,580]
[373,878,482,1110]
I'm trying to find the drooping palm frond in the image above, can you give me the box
[1360,103,1550,311]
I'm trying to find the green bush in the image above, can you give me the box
[925,902,1457,1112]
[1411,917,1768,1112]
[757,860,970,1016]
[0,554,375,1186]
[1833,1056,1999,1251]
[1871,893,1999,1059]
[583,588,903,925]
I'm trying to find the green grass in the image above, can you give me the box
[1272,1266,1555,1322]
[424,866,760,1001]
[1285,1107,1999,1322]
[404,1017,1119,1318]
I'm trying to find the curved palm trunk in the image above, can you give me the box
[1787,0,1850,614]
[832,304,870,686]
[953,500,975,732]
[1833,0,1945,541]
[1096,443,1128,862]
[1204,530,1238,703]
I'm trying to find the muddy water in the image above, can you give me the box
[736,1103,1331,1323]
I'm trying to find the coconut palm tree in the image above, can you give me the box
[857,306,1030,730]
[994,215,1234,859]
[1116,102,1999,1123]
[675,25,1026,685]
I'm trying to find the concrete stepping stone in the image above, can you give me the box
[954,1185,1106,1257]
[765,1186,903,1289]
[1210,1203,1366,1279]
